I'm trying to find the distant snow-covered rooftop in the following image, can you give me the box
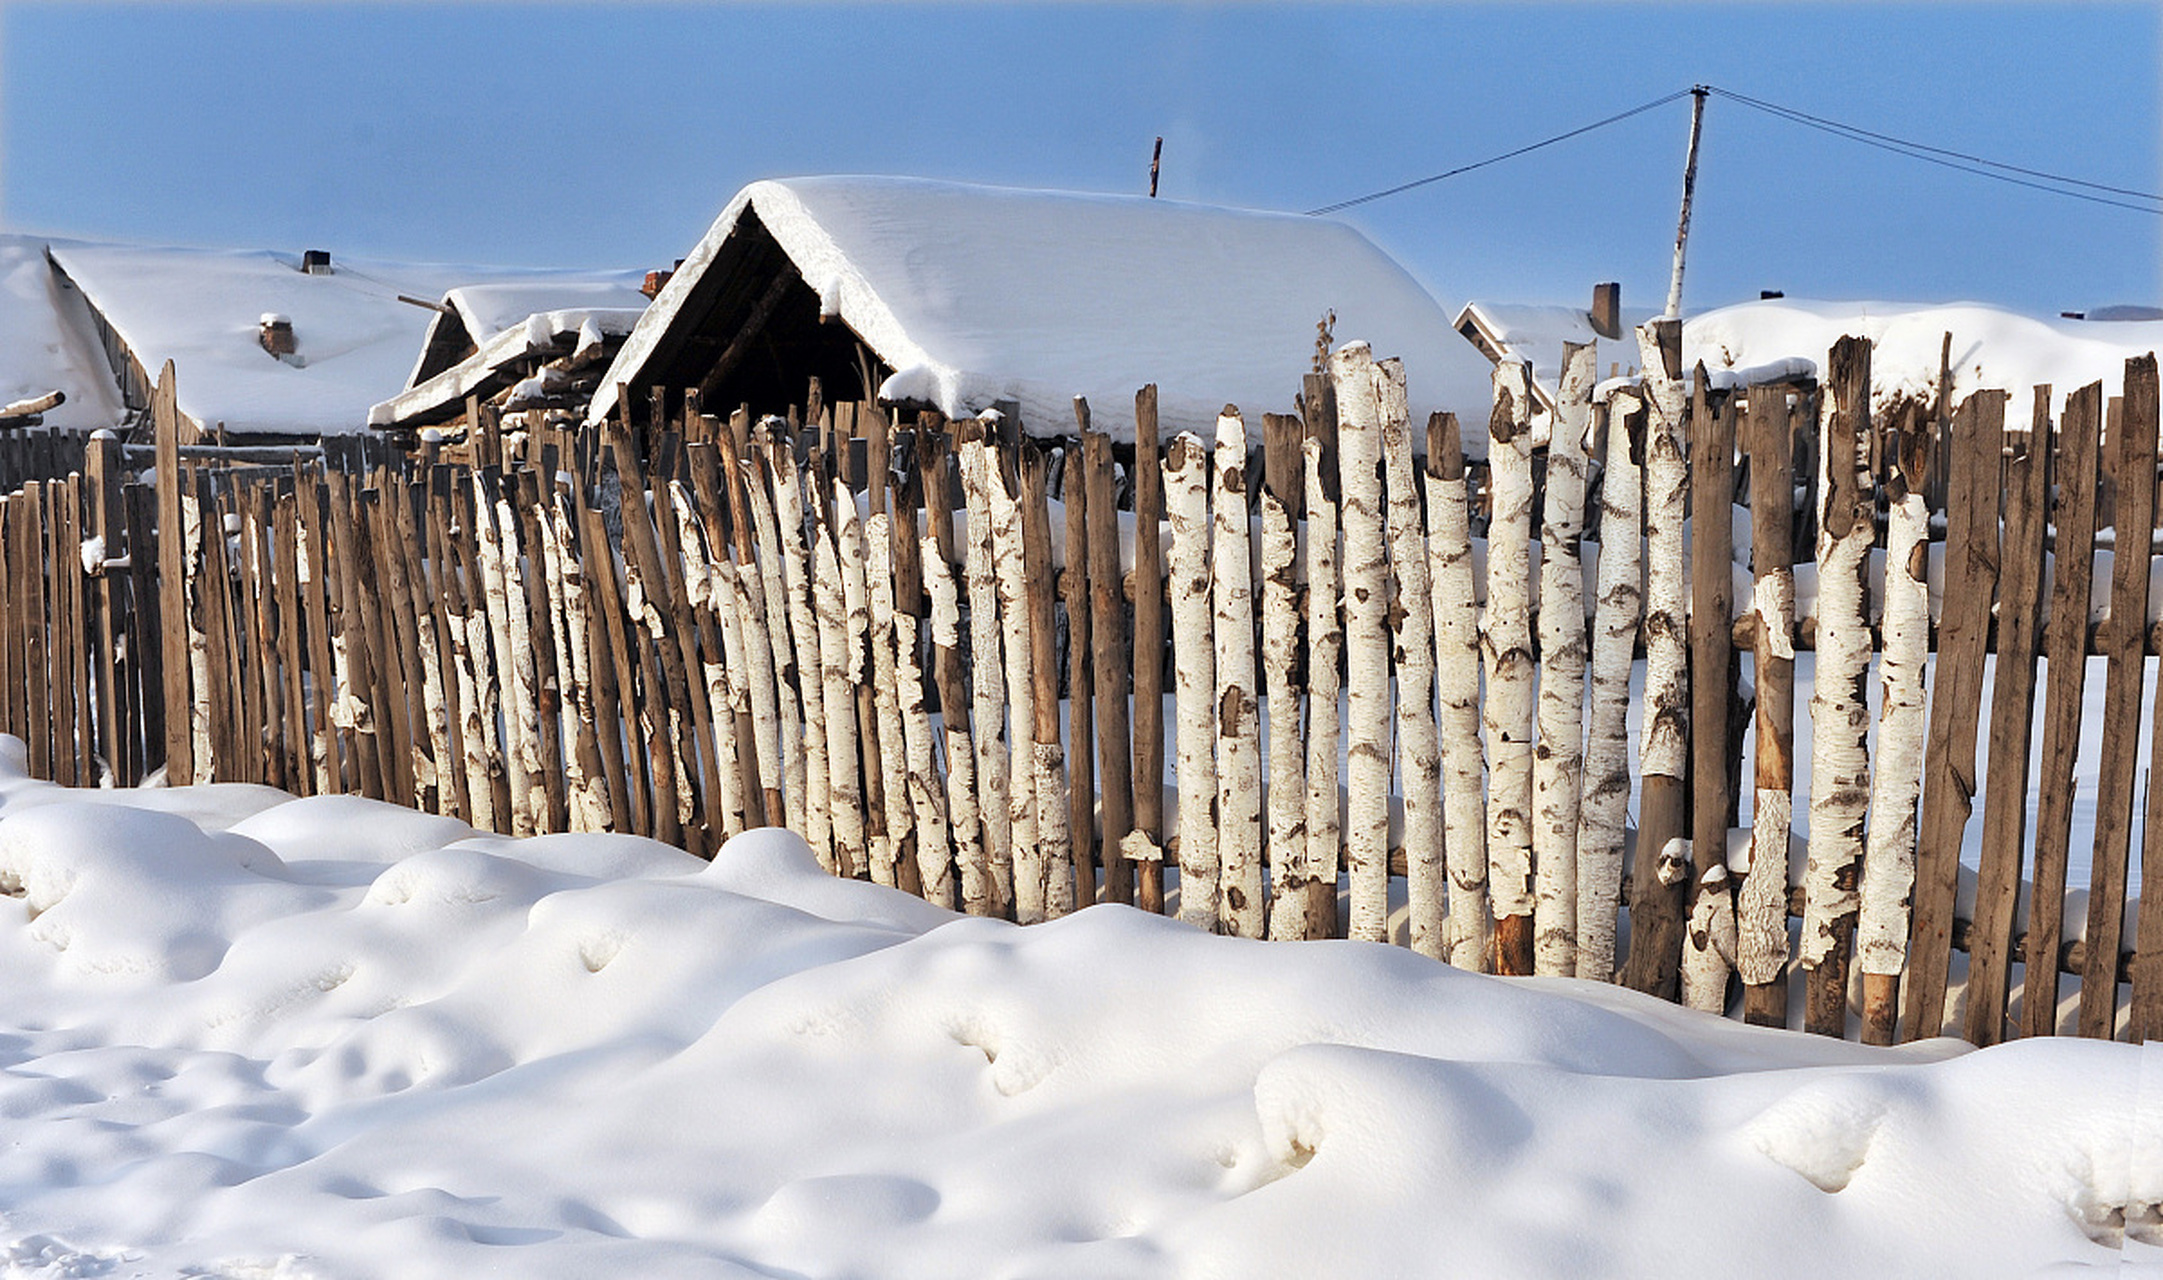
[372,304,647,429]
[43,242,643,437]
[1684,297,2163,430]
[591,176,1499,447]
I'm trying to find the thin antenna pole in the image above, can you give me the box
[1665,86,1708,320]
[1149,137,1163,198]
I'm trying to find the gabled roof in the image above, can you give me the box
[43,241,644,437]
[405,278,652,390]
[589,176,1498,446]
[370,304,647,430]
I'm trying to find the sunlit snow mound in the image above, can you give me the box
[0,740,2155,1279]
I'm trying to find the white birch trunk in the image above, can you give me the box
[457,550,501,833]
[183,488,213,777]
[1334,343,1393,944]
[1575,388,1643,980]
[1741,520,1800,991]
[1534,342,1594,975]
[727,481,783,822]
[671,482,743,840]
[989,461,1042,922]
[498,492,552,834]
[533,500,578,825]
[833,479,891,885]
[409,534,454,817]
[1166,432,1219,931]
[1637,328,1690,783]
[294,514,335,795]
[1033,732,1073,921]
[772,452,833,871]
[1483,360,1538,929]
[1804,428,1875,982]
[958,436,1012,914]
[865,513,915,887]
[1301,437,1342,940]
[924,536,984,914]
[1213,409,1265,938]
[535,502,592,831]
[1378,360,1443,960]
[550,496,611,832]
[813,517,864,878]
[1427,424,1489,970]
[1858,474,1930,976]
[743,449,803,834]
[894,539,954,909]
[475,485,536,836]
[1682,860,1738,1012]
[1260,485,1307,939]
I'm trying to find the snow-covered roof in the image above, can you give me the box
[42,242,645,437]
[406,278,652,390]
[1457,296,2163,435]
[0,235,127,431]
[372,305,647,429]
[1684,297,2163,432]
[589,176,1498,446]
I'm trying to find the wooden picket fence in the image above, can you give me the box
[0,337,2157,1048]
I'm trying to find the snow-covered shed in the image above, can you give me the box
[587,176,1498,444]
[1454,296,1660,420]
[41,241,647,441]
[369,279,650,432]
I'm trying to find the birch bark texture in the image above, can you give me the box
[1333,344,1393,944]
[1260,420,1307,940]
[1483,359,1538,973]
[958,431,1013,915]
[989,456,1042,922]
[1212,409,1265,938]
[1300,433,1343,942]
[1166,432,1219,931]
[1804,339,1875,1037]
[834,478,890,885]
[1621,324,1691,998]
[771,446,833,872]
[1379,362,1443,960]
[1741,384,1799,1027]
[865,513,916,888]
[1534,341,1593,975]
[1575,388,1642,981]
[1426,413,1488,969]
[924,533,987,916]
[1857,406,1931,1044]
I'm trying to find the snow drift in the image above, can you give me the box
[0,740,2155,1279]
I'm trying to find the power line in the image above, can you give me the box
[1305,84,2161,219]
[1703,85,2163,216]
[1703,85,2162,205]
[1302,90,1693,216]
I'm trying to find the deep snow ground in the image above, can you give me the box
[0,736,2156,1279]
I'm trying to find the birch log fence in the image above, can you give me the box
[2,339,2160,1047]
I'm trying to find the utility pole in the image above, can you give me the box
[1149,137,1164,198]
[1665,86,1709,319]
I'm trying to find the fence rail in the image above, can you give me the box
[0,338,2157,1047]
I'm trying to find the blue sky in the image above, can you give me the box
[2,3,2157,316]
